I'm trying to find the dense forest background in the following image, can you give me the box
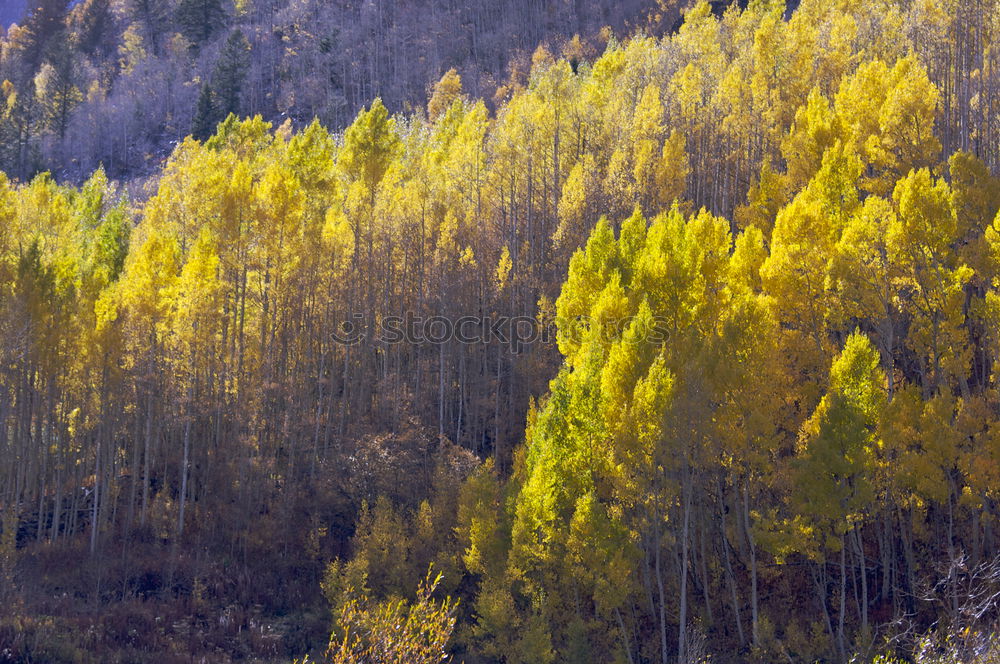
[0,0,669,184]
[1,0,1000,663]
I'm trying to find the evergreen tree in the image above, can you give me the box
[191,82,218,140]
[73,0,114,57]
[175,0,226,47]
[11,0,68,69]
[211,29,251,120]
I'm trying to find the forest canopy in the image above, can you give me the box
[0,0,664,183]
[1,0,1000,663]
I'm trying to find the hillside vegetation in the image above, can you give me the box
[0,0,667,183]
[1,0,1000,662]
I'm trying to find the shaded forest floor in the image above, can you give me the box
[4,533,332,663]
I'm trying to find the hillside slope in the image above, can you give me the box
[0,0,673,183]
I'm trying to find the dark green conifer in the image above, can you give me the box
[191,82,218,141]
